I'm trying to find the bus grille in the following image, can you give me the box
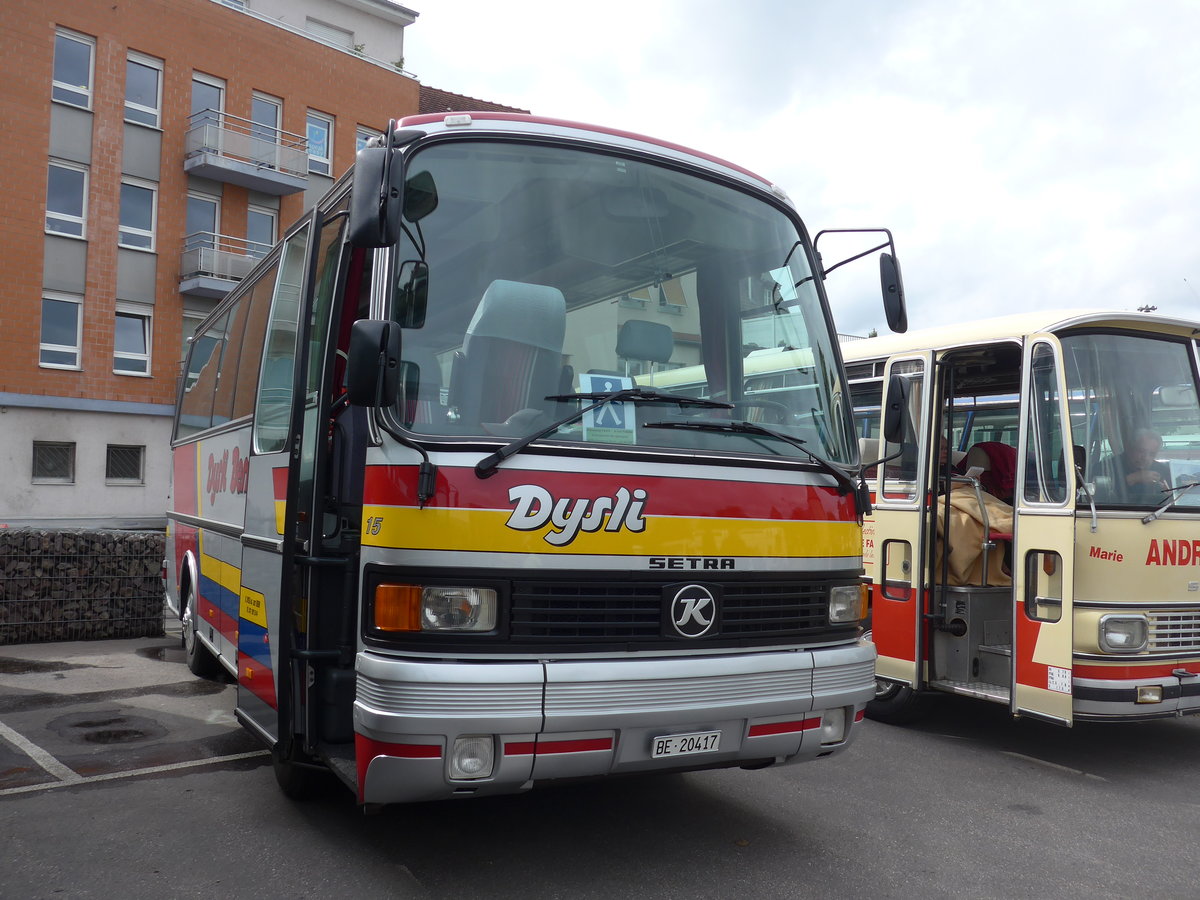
[509,579,833,641]
[1149,612,1200,653]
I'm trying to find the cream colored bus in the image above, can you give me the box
[843,310,1200,725]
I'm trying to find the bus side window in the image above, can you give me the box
[176,311,229,440]
[254,223,312,454]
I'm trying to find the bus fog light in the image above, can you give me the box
[449,735,495,779]
[1098,615,1148,653]
[1136,685,1164,704]
[829,585,867,623]
[422,587,497,632]
[820,709,847,744]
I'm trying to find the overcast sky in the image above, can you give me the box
[405,1,1200,336]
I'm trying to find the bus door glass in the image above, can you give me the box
[239,218,314,743]
[870,353,931,688]
[1012,335,1075,724]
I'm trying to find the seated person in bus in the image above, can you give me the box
[1113,428,1171,503]
[960,441,1017,504]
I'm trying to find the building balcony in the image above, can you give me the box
[179,232,269,298]
[184,110,309,195]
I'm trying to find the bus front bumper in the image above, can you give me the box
[352,641,875,805]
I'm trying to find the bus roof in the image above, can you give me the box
[840,309,1200,363]
[396,112,776,188]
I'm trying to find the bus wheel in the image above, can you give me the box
[865,679,930,725]
[182,584,220,679]
[272,743,329,801]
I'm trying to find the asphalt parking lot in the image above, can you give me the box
[0,630,266,798]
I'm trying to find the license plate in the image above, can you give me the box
[651,730,721,758]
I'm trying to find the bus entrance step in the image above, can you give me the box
[978,643,1012,657]
[931,679,1010,705]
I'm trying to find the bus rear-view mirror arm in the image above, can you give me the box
[814,227,908,333]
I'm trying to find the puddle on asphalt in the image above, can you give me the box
[135,643,185,663]
[46,710,167,745]
[0,657,82,675]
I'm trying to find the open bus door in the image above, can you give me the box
[1010,336,1075,725]
[868,353,933,700]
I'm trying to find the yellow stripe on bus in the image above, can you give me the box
[360,506,861,558]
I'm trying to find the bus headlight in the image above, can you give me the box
[829,584,868,623]
[374,584,497,633]
[1098,615,1148,653]
[449,735,495,779]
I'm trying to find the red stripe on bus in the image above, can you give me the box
[1074,662,1200,680]
[237,654,276,709]
[504,741,536,757]
[363,465,851,521]
[748,718,821,738]
[534,738,613,755]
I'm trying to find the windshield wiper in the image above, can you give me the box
[1141,480,1200,524]
[644,418,871,517]
[474,388,733,478]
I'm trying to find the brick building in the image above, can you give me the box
[0,0,520,527]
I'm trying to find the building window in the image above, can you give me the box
[185,192,220,251]
[125,52,163,127]
[32,442,76,484]
[305,18,354,49]
[119,178,157,250]
[52,29,94,108]
[356,126,377,153]
[46,161,88,238]
[306,111,333,176]
[40,293,82,369]
[114,305,152,375]
[247,205,276,258]
[191,72,225,133]
[105,445,145,483]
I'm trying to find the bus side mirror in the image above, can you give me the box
[349,148,404,248]
[880,253,908,333]
[347,319,401,407]
[882,372,909,445]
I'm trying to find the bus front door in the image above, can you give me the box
[1011,336,1075,725]
[870,354,933,692]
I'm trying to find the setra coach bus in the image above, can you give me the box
[842,311,1200,725]
[165,112,908,806]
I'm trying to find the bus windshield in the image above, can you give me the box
[385,139,854,465]
[1062,332,1200,508]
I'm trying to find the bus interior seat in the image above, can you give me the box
[617,319,674,366]
[449,279,566,429]
[963,441,1016,503]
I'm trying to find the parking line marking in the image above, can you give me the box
[0,720,82,784]
[0,749,271,798]
[1001,750,1108,782]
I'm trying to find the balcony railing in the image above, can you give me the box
[179,232,271,298]
[184,110,309,195]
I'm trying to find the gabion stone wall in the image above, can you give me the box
[0,529,165,645]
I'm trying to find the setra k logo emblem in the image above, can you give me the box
[669,584,718,638]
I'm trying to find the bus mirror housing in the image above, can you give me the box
[880,253,908,333]
[347,319,401,407]
[882,372,910,445]
[348,124,425,248]
[403,170,439,223]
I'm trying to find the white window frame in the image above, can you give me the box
[124,51,164,128]
[185,191,221,251]
[105,444,146,484]
[246,204,277,258]
[32,441,77,485]
[39,291,83,370]
[356,126,377,153]
[306,111,334,176]
[46,159,89,239]
[52,29,95,109]
[118,177,158,251]
[114,302,152,376]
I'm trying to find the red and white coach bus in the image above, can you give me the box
[842,311,1200,725]
[165,112,906,807]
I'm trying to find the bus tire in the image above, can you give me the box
[182,583,220,679]
[272,743,329,801]
[865,679,930,725]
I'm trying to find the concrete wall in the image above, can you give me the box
[0,406,172,527]
[248,0,414,68]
